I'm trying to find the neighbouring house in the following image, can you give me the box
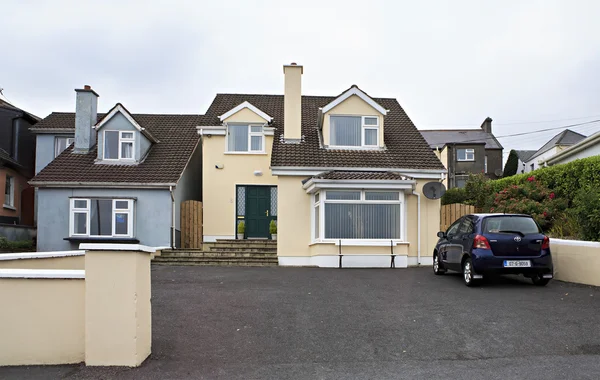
[523,129,586,172]
[545,129,600,166]
[514,150,537,174]
[196,63,446,267]
[0,98,39,226]
[29,86,203,251]
[420,118,503,188]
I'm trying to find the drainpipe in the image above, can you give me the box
[169,186,175,249]
[412,188,422,265]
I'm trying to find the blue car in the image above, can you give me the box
[433,214,553,287]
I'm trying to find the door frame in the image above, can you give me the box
[234,184,277,239]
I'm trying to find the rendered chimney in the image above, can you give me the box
[283,63,303,142]
[73,85,99,154]
[481,117,493,134]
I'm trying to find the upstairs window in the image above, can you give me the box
[330,116,379,148]
[227,124,264,153]
[3,175,14,208]
[70,198,134,237]
[457,148,475,161]
[104,131,135,160]
[55,137,75,157]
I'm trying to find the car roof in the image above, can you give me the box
[470,213,532,218]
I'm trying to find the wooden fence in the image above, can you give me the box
[180,200,203,249]
[440,203,475,232]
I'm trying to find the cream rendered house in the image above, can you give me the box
[197,64,446,268]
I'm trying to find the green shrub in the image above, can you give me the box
[464,173,493,209]
[269,220,277,234]
[0,237,34,251]
[503,150,519,177]
[441,187,468,205]
[571,187,600,241]
[237,221,245,234]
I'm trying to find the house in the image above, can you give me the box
[523,129,586,172]
[514,150,537,174]
[196,63,446,267]
[29,86,203,251]
[420,118,503,188]
[0,98,39,225]
[545,129,600,166]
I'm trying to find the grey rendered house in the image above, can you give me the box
[29,86,202,251]
[420,118,503,188]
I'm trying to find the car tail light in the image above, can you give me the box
[473,235,491,250]
[541,236,550,250]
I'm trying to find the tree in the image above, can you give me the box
[503,150,519,177]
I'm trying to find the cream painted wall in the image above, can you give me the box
[283,65,302,140]
[203,108,277,239]
[0,255,84,270]
[439,147,449,188]
[0,278,85,366]
[550,239,600,287]
[276,176,440,264]
[322,95,385,147]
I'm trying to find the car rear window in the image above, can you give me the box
[483,216,541,235]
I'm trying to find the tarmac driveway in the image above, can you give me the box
[2,266,600,379]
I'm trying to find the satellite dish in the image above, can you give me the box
[494,169,504,177]
[423,182,446,200]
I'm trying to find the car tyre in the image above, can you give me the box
[462,258,479,287]
[531,274,550,286]
[433,253,445,275]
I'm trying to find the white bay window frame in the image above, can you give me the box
[225,123,266,154]
[69,198,134,238]
[311,189,405,243]
[329,115,380,149]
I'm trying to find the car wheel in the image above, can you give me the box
[462,258,478,287]
[531,274,550,286]
[433,253,445,275]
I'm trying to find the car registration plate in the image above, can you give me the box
[503,260,531,268]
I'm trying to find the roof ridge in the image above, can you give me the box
[215,92,398,101]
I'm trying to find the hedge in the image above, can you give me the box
[0,237,34,251]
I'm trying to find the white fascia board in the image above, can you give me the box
[272,167,446,179]
[94,104,141,132]
[303,179,415,193]
[218,101,273,123]
[197,125,227,136]
[79,243,156,253]
[321,87,387,115]
[264,127,275,136]
[546,131,600,165]
[0,250,84,261]
[0,269,85,279]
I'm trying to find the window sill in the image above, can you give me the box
[224,152,267,155]
[64,237,140,244]
[326,146,385,151]
[310,239,408,247]
[2,204,16,211]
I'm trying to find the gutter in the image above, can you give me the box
[29,181,176,189]
[412,188,422,265]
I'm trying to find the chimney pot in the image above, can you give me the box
[84,85,91,90]
[290,62,297,65]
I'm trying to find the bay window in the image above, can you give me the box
[104,131,135,160]
[227,124,265,153]
[70,198,134,237]
[330,115,379,148]
[312,190,404,241]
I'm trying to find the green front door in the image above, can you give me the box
[245,186,271,238]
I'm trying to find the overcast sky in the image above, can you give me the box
[2,0,600,155]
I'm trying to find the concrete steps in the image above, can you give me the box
[153,240,278,267]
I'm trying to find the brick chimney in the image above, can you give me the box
[73,85,99,154]
[481,117,493,134]
[283,63,303,142]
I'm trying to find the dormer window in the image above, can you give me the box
[330,115,379,148]
[227,124,265,153]
[104,131,135,160]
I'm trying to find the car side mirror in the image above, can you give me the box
[437,231,446,239]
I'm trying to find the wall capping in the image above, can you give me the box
[79,243,156,253]
[0,268,85,279]
[0,250,84,261]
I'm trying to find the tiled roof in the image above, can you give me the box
[0,148,22,168]
[0,98,40,121]
[305,171,412,183]
[419,129,503,149]
[515,150,537,162]
[199,93,444,170]
[529,129,586,160]
[31,112,203,185]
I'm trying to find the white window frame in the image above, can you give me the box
[225,123,266,154]
[329,115,380,149]
[311,190,405,243]
[457,148,475,161]
[54,136,75,157]
[103,130,136,161]
[484,155,488,173]
[3,175,15,208]
[69,198,134,238]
